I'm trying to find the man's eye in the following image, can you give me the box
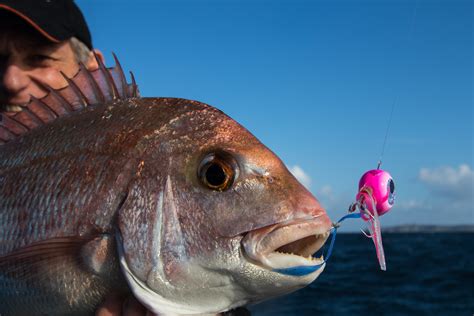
[0,54,8,64]
[31,54,50,61]
[28,54,53,65]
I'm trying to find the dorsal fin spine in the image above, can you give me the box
[31,78,73,113]
[0,115,28,135]
[0,54,137,145]
[130,71,138,97]
[21,107,44,127]
[30,95,60,118]
[60,71,89,108]
[8,115,31,131]
[94,51,120,100]
[112,52,129,98]
[79,62,105,103]
[0,126,15,141]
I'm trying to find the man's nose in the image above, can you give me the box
[1,63,30,98]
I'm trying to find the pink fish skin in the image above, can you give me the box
[0,59,332,315]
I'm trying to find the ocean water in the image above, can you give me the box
[248,233,474,315]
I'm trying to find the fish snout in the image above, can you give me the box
[290,189,332,232]
[241,192,332,277]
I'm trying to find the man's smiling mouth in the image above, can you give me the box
[3,104,26,112]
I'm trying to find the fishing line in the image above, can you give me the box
[377,97,396,170]
[319,1,421,272]
[377,0,419,170]
[275,1,422,277]
[322,212,362,263]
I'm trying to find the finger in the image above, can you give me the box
[122,296,147,316]
[95,294,122,316]
[222,307,251,316]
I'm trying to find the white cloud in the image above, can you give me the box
[288,165,312,189]
[314,185,352,216]
[282,163,473,231]
[318,185,334,199]
[406,163,474,225]
[419,164,473,201]
[396,199,432,211]
[298,164,474,231]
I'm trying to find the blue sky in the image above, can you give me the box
[77,0,472,231]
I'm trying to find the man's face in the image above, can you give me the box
[0,25,79,109]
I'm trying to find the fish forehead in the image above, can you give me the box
[142,100,256,149]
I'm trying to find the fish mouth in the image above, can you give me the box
[242,215,332,277]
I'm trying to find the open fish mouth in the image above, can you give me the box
[242,216,332,277]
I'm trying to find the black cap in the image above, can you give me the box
[0,0,92,49]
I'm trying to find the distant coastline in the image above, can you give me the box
[382,224,474,233]
[339,224,474,234]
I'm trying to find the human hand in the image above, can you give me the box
[96,294,154,316]
[95,294,251,316]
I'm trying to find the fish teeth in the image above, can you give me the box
[263,251,324,269]
[312,254,324,262]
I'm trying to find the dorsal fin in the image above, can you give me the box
[0,54,139,145]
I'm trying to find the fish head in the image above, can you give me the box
[117,98,332,314]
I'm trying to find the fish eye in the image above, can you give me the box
[198,152,236,191]
[388,179,395,194]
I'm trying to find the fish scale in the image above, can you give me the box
[0,99,147,314]
[0,96,231,314]
[1,154,110,251]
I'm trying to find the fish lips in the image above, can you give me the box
[242,214,332,277]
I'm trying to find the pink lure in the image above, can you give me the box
[352,169,395,271]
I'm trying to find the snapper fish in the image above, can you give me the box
[0,55,332,315]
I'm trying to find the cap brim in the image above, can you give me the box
[0,4,61,43]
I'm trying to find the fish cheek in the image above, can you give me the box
[198,167,316,238]
[117,172,193,290]
[117,178,160,282]
[191,177,268,238]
